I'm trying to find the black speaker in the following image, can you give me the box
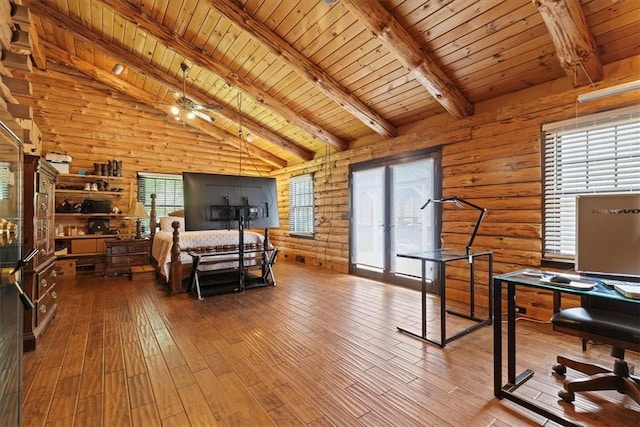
[88,218,109,234]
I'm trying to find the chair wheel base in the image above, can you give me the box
[553,363,567,375]
[558,390,575,403]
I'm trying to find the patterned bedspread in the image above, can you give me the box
[151,229,267,280]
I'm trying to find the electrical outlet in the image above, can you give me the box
[515,306,527,314]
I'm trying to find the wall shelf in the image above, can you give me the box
[56,189,124,196]
[55,234,122,240]
[55,213,126,218]
[58,173,125,181]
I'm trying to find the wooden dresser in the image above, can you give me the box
[105,239,149,276]
[22,155,59,352]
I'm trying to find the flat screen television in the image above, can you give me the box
[575,192,640,279]
[182,172,279,231]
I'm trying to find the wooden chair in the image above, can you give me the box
[550,298,640,404]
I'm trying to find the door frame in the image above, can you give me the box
[348,148,442,289]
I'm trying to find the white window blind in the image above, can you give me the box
[542,105,640,260]
[137,173,184,232]
[289,174,314,236]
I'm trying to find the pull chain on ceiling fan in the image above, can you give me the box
[171,62,222,123]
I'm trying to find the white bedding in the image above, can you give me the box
[151,229,267,280]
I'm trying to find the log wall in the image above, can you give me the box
[21,56,640,320]
[270,56,639,319]
[20,63,274,182]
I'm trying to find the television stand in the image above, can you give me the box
[187,228,278,300]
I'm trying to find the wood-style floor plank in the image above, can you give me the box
[104,370,131,426]
[22,262,640,426]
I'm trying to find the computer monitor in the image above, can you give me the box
[575,192,640,279]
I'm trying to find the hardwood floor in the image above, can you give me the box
[22,262,639,426]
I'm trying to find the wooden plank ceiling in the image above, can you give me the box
[21,0,640,169]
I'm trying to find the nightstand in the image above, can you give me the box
[105,239,150,277]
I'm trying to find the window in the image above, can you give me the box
[0,162,12,201]
[137,173,184,232]
[542,106,640,260]
[289,174,314,236]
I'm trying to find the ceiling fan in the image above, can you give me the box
[171,62,222,123]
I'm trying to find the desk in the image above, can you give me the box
[396,249,492,347]
[493,270,639,427]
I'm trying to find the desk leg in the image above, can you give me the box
[493,277,502,398]
[397,259,435,344]
[487,253,493,322]
[469,257,476,318]
[507,282,517,384]
[422,260,427,338]
[440,262,446,346]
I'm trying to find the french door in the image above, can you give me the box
[350,150,440,288]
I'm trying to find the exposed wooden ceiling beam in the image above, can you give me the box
[23,0,312,161]
[206,0,398,139]
[11,4,46,70]
[533,0,603,87]
[41,41,287,169]
[340,0,473,119]
[98,0,346,152]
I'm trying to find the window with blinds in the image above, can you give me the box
[289,174,314,236]
[137,173,184,233]
[542,105,640,260]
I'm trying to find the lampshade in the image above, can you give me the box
[128,201,149,219]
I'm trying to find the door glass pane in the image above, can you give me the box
[0,134,22,425]
[391,159,436,279]
[352,167,385,271]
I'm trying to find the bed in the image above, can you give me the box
[149,196,277,295]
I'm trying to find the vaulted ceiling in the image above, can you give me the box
[22,0,640,168]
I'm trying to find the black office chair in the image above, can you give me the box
[550,298,640,404]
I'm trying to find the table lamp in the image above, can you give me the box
[128,201,149,239]
[421,196,487,256]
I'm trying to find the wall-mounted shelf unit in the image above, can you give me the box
[54,172,133,273]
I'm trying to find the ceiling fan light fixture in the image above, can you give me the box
[170,61,222,124]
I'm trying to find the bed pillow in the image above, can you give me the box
[159,216,185,232]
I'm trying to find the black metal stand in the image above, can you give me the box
[396,249,493,347]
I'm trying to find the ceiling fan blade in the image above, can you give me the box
[193,104,223,111]
[192,109,213,122]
